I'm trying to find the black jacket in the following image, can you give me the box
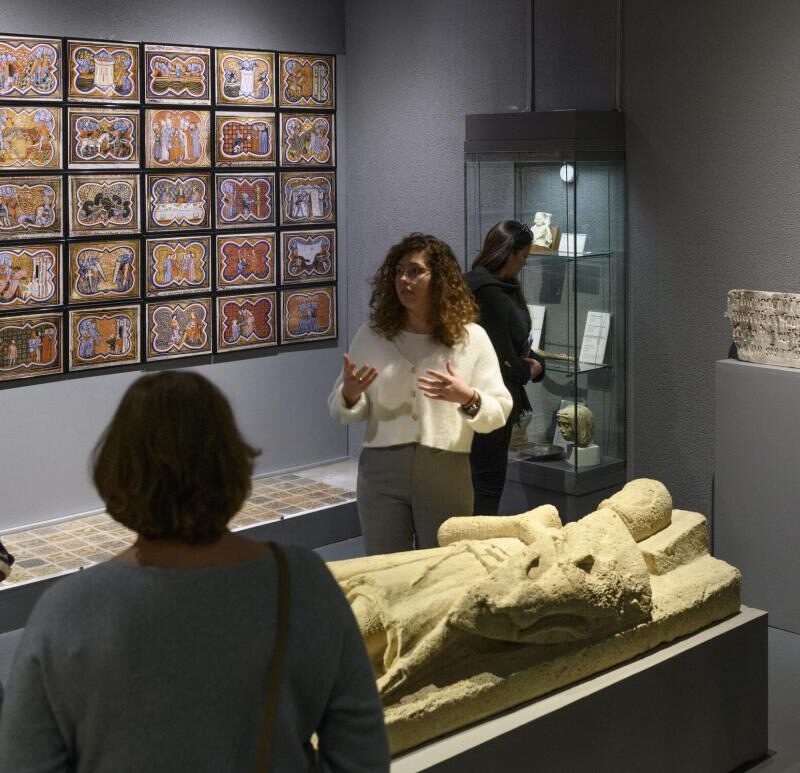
[465,266,545,422]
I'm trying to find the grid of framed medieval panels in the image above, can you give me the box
[0,34,337,383]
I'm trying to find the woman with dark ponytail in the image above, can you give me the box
[465,220,545,514]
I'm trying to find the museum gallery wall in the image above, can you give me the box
[0,34,338,382]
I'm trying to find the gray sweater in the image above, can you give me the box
[0,545,390,772]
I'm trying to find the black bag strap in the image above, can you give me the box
[255,541,290,772]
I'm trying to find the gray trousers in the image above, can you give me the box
[356,444,474,555]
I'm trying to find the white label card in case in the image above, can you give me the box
[579,311,610,365]
[558,233,587,255]
[527,304,546,351]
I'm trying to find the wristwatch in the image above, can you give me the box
[460,389,481,417]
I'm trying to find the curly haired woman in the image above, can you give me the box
[329,233,512,554]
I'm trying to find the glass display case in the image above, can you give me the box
[465,111,626,515]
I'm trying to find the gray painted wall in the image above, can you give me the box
[528,0,800,515]
[8,0,782,528]
[533,0,619,111]
[623,0,800,514]
[343,0,530,449]
[0,1,346,531]
[0,1,344,52]
[343,0,530,330]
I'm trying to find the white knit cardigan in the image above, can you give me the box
[328,323,512,453]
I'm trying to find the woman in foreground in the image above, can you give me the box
[0,371,389,772]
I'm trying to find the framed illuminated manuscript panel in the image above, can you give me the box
[0,35,62,101]
[278,54,334,109]
[0,243,61,311]
[0,36,338,386]
[280,172,335,226]
[0,106,61,170]
[145,108,211,169]
[216,291,277,352]
[67,108,139,169]
[68,304,140,371]
[68,239,140,303]
[280,113,334,166]
[215,49,274,106]
[281,285,336,343]
[145,236,211,297]
[67,40,139,103]
[215,172,274,229]
[68,173,139,237]
[214,111,275,167]
[146,297,212,360]
[215,232,275,290]
[144,44,210,105]
[280,229,336,285]
[145,173,211,232]
[0,175,62,240]
[0,312,62,382]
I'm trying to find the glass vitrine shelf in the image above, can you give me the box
[542,360,611,375]
[546,251,613,260]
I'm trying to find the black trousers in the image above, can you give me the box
[469,419,514,515]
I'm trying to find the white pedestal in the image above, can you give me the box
[566,443,600,467]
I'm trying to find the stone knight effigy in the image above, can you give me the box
[330,479,741,753]
[726,288,800,368]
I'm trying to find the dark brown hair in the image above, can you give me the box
[369,233,478,347]
[472,220,532,309]
[93,371,259,543]
[472,220,532,272]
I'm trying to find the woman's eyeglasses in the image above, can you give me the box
[395,265,431,281]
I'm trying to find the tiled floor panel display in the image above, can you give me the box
[1,462,356,588]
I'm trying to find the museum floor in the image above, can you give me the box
[0,462,797,771]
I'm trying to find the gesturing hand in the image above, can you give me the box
[417,360,474,404]
[341,352,379,408]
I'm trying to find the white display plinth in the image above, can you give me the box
[566,443,600,467]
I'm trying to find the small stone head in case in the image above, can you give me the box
[556,402,595,447]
